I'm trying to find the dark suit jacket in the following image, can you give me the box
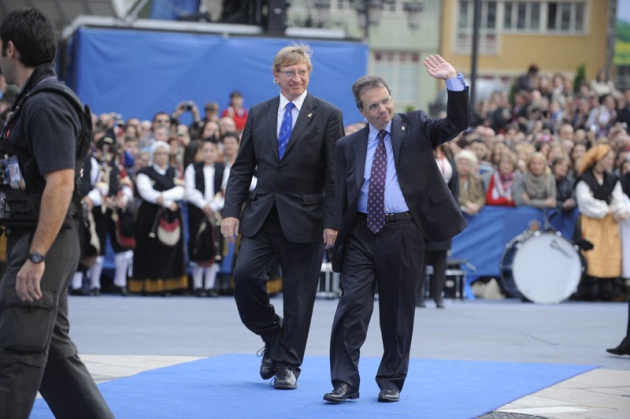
[223,93,344,243]
[426,156,459,252]
[332,89,471,272]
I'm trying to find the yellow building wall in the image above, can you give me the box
[441,0,608,79]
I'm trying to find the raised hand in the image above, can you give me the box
[423,54,457,80]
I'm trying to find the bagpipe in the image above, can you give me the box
[189,192,225,264]
[148,206,181,248]
[94,134,136,249]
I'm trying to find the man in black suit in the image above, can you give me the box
[323,55,470,403]
[221,44,344,390]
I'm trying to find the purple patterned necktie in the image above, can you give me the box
[278,102,295,159]
[367,130,387,234]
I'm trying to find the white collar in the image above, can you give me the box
[368,121,393,142]
[152,165,168,175]
[279,90,308,115]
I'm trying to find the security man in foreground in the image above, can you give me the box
[0,8,113,418]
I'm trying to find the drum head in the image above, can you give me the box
[512,233,581,304]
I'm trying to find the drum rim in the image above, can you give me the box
[511,233,581,304]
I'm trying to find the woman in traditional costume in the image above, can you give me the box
[129,141,187,295]
[575,144,629,301]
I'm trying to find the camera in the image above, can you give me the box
[184,101,194,111]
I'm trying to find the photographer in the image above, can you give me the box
[172,100,202,138]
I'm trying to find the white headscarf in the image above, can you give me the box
[149,141,170,166]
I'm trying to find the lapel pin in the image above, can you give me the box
[307,113,313,118]
[401,126,406,131]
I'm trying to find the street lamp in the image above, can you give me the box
[356,0,385,41]
[312,0,331,27]
[403,1,423,30]
[356,0,423,42]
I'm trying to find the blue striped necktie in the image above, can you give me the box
[278,102,295,159]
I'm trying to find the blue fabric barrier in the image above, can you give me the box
[451,206,578,282]
[64,28,368,126]
[103,204,578,290]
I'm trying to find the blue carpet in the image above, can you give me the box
[31,355,596,419]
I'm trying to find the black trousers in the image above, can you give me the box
[0,223,113,419]
[418,249,448,302]
[233,207,324,372]
[329,215,424,392]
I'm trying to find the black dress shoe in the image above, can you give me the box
[89,288,101,296]
[323,382,359,403]
[434,298,445,309]
[273,364,297,390]
[257,341,277,380]
[607,336,630,355]
[606,347,630,355]
[260,347,276,380]
[194,288,207,297]
[378,388,400,402]
[113,285,129,296]
[205,289,219,297]
[69,288,90,296]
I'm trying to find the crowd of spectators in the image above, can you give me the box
[22,90,251,298]
[445,65,630,302]
[3,65,630,302]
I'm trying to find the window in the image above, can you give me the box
[487,1,497,29]
[504,2,512,27]
[517,2,526,29]
[575,2,584,31]
[547,2,557,29]
[530,3,541,30]
[373,51,419,105]
[456,0,587,54]
[456,0,499,54]
[547,1,585,32]
[502,1,586,34]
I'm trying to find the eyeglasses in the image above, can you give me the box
[279,70,309,78]
[365,97,392,112]
[155,118,170,123]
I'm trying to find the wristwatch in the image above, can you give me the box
[28,252,45,264]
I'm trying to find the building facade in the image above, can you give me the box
[287,0,611,116]
[287,0,443,117]
[442,0,610,93]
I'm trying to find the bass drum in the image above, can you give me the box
[501,231,583,304]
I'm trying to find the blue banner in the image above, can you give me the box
[452,206,578,279]
[65,27,368,126]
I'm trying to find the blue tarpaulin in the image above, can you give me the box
[451,206,579,279]
[63,27,368,126]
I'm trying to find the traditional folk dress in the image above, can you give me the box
[129,165,187,294]
[576,169,628,278]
